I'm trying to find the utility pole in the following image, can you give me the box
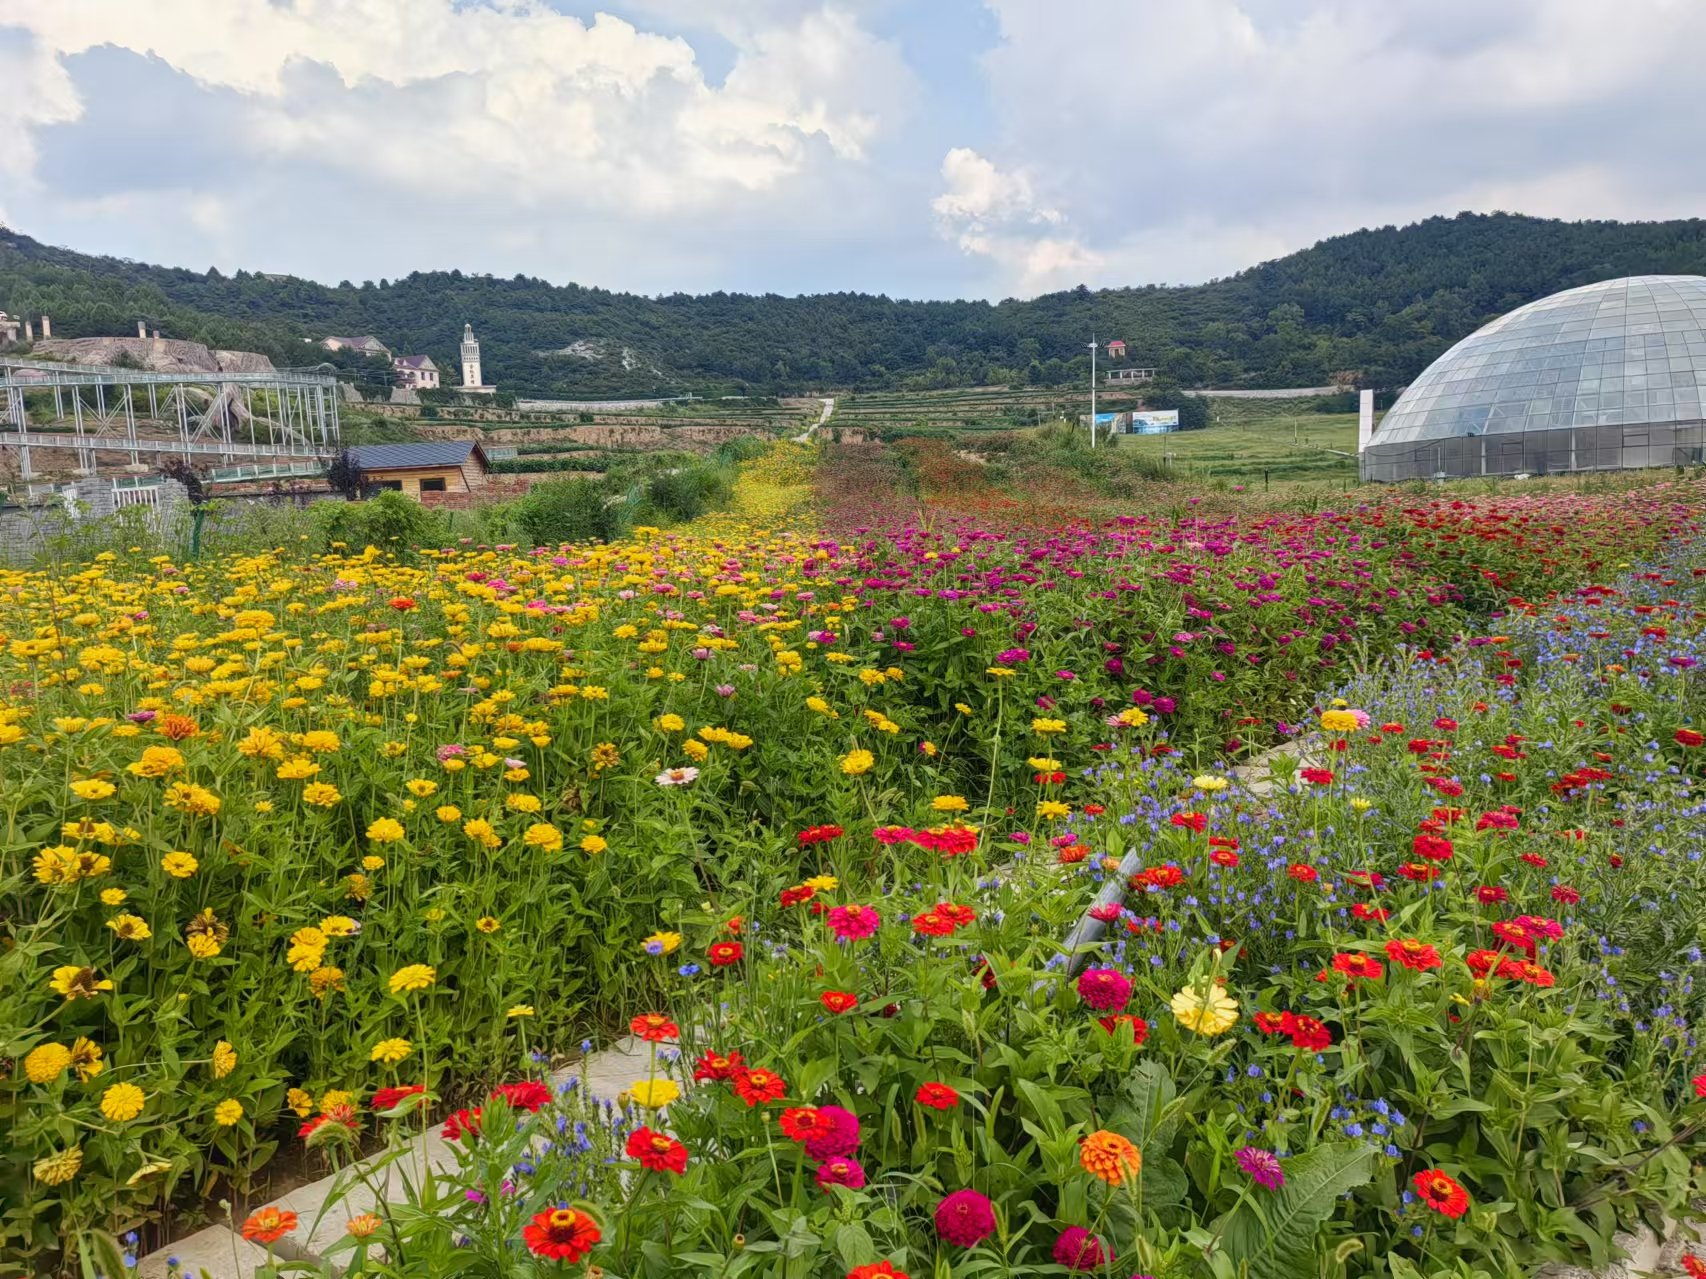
[1088,338,1098,447]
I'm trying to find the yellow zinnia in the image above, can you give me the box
[628,1078,680,1109]
[388,964,436,995]
[1170,983,1239,1036]
[24,1043,72,1084]
[839,749,874,776]
[100,1082,146,1121]
[370,1037,413,1065]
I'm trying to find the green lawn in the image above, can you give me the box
[1109,410,1362,484]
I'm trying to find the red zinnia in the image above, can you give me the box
[1351,903,1390,922]
[915,1082,960,1110]
[1287,863,1319,883]
[1287,1015,1333,1051]
[491,1080,551,1113]
[1331,952,1385,981]
[733,1067,787,1106]
[630,1012,680,1042]
[1412,834,1454,862]
[938,902,976,927]
[626,1126,689,1174]
[1384,939,1442,972]
[848,1263,910,1279]
[1676,729,1705,748]
[912,909,956,937]
[779,1106,827,1141]
[1210,848,1240,868]
[693,1049,744,1081]
[1692,1073,1706,1098]
[522,1207,602,1261]
[1475,885,1509,905]
[371,1083,426,1114]
[708,941,744,967]
[1465,949,1502,977]
[1411,1169,1471,1219]
[1097,1014,1149,1045]
[820,989,859,1014]
[798,823,845,846]
[442,1107,483,1142]
[1170,811,1207,832]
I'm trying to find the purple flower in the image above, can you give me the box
[1235,1146,1284,1191]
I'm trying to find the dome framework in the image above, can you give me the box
[1361,276,1706,482]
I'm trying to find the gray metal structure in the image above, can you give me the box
[0,357,341,481]
[1362,276,1706,482]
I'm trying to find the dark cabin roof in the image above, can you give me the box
[346,441,488,471]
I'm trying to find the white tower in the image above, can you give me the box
[460,323,482,389]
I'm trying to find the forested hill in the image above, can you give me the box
[6,212,1706,398]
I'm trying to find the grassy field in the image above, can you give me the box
[1110,409,1362,485]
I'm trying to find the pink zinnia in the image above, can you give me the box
[1052,1227,1113,1271]
[935,1189,996,1247]
[827,904,881,942]
[1075,967,1132,1012]
[815,1156,866,1191]
[1234,1146,1285,1191]
[803,1105,861,1159]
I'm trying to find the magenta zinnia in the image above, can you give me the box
[826,904,881,941]
[934,1189,996,1247]
[1075,966,1132,1011]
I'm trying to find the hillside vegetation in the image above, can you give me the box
[6,213,1706,398]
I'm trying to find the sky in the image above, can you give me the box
[4,0,1706,301]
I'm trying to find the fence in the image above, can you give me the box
[1360,419,1706,482]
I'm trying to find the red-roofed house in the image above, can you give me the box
[1106,339,1127,359]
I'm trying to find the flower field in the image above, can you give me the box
[8,446,1706,1277]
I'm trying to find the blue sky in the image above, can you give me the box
[5,1,1706,300]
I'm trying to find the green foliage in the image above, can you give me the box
[512,477,623,545]
[13,213,1706,397]
[307,490,446,555]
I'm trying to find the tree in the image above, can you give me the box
[156,457,208,506]
[325,449,369,500]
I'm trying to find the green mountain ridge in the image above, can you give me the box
[5,211,1706,399]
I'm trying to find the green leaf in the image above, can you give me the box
[1115,1058,1179,1151]
[1215,1142,1376,1279]
[834,1222,877,1268]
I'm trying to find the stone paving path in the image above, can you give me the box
[138,1037,658,1278]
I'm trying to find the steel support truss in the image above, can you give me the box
[0,357,342,481]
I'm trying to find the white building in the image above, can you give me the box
[392,354,440,390]
[459,323,496,394]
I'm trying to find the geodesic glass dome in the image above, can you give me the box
[1361,275,1706,481]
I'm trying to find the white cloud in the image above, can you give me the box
[4,0,912,218]
[936,0,1706,294]
[930,148,1093,293]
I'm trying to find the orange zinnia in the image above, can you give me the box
[1079,1129,1142,1186]
[241,1206,299,1244]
